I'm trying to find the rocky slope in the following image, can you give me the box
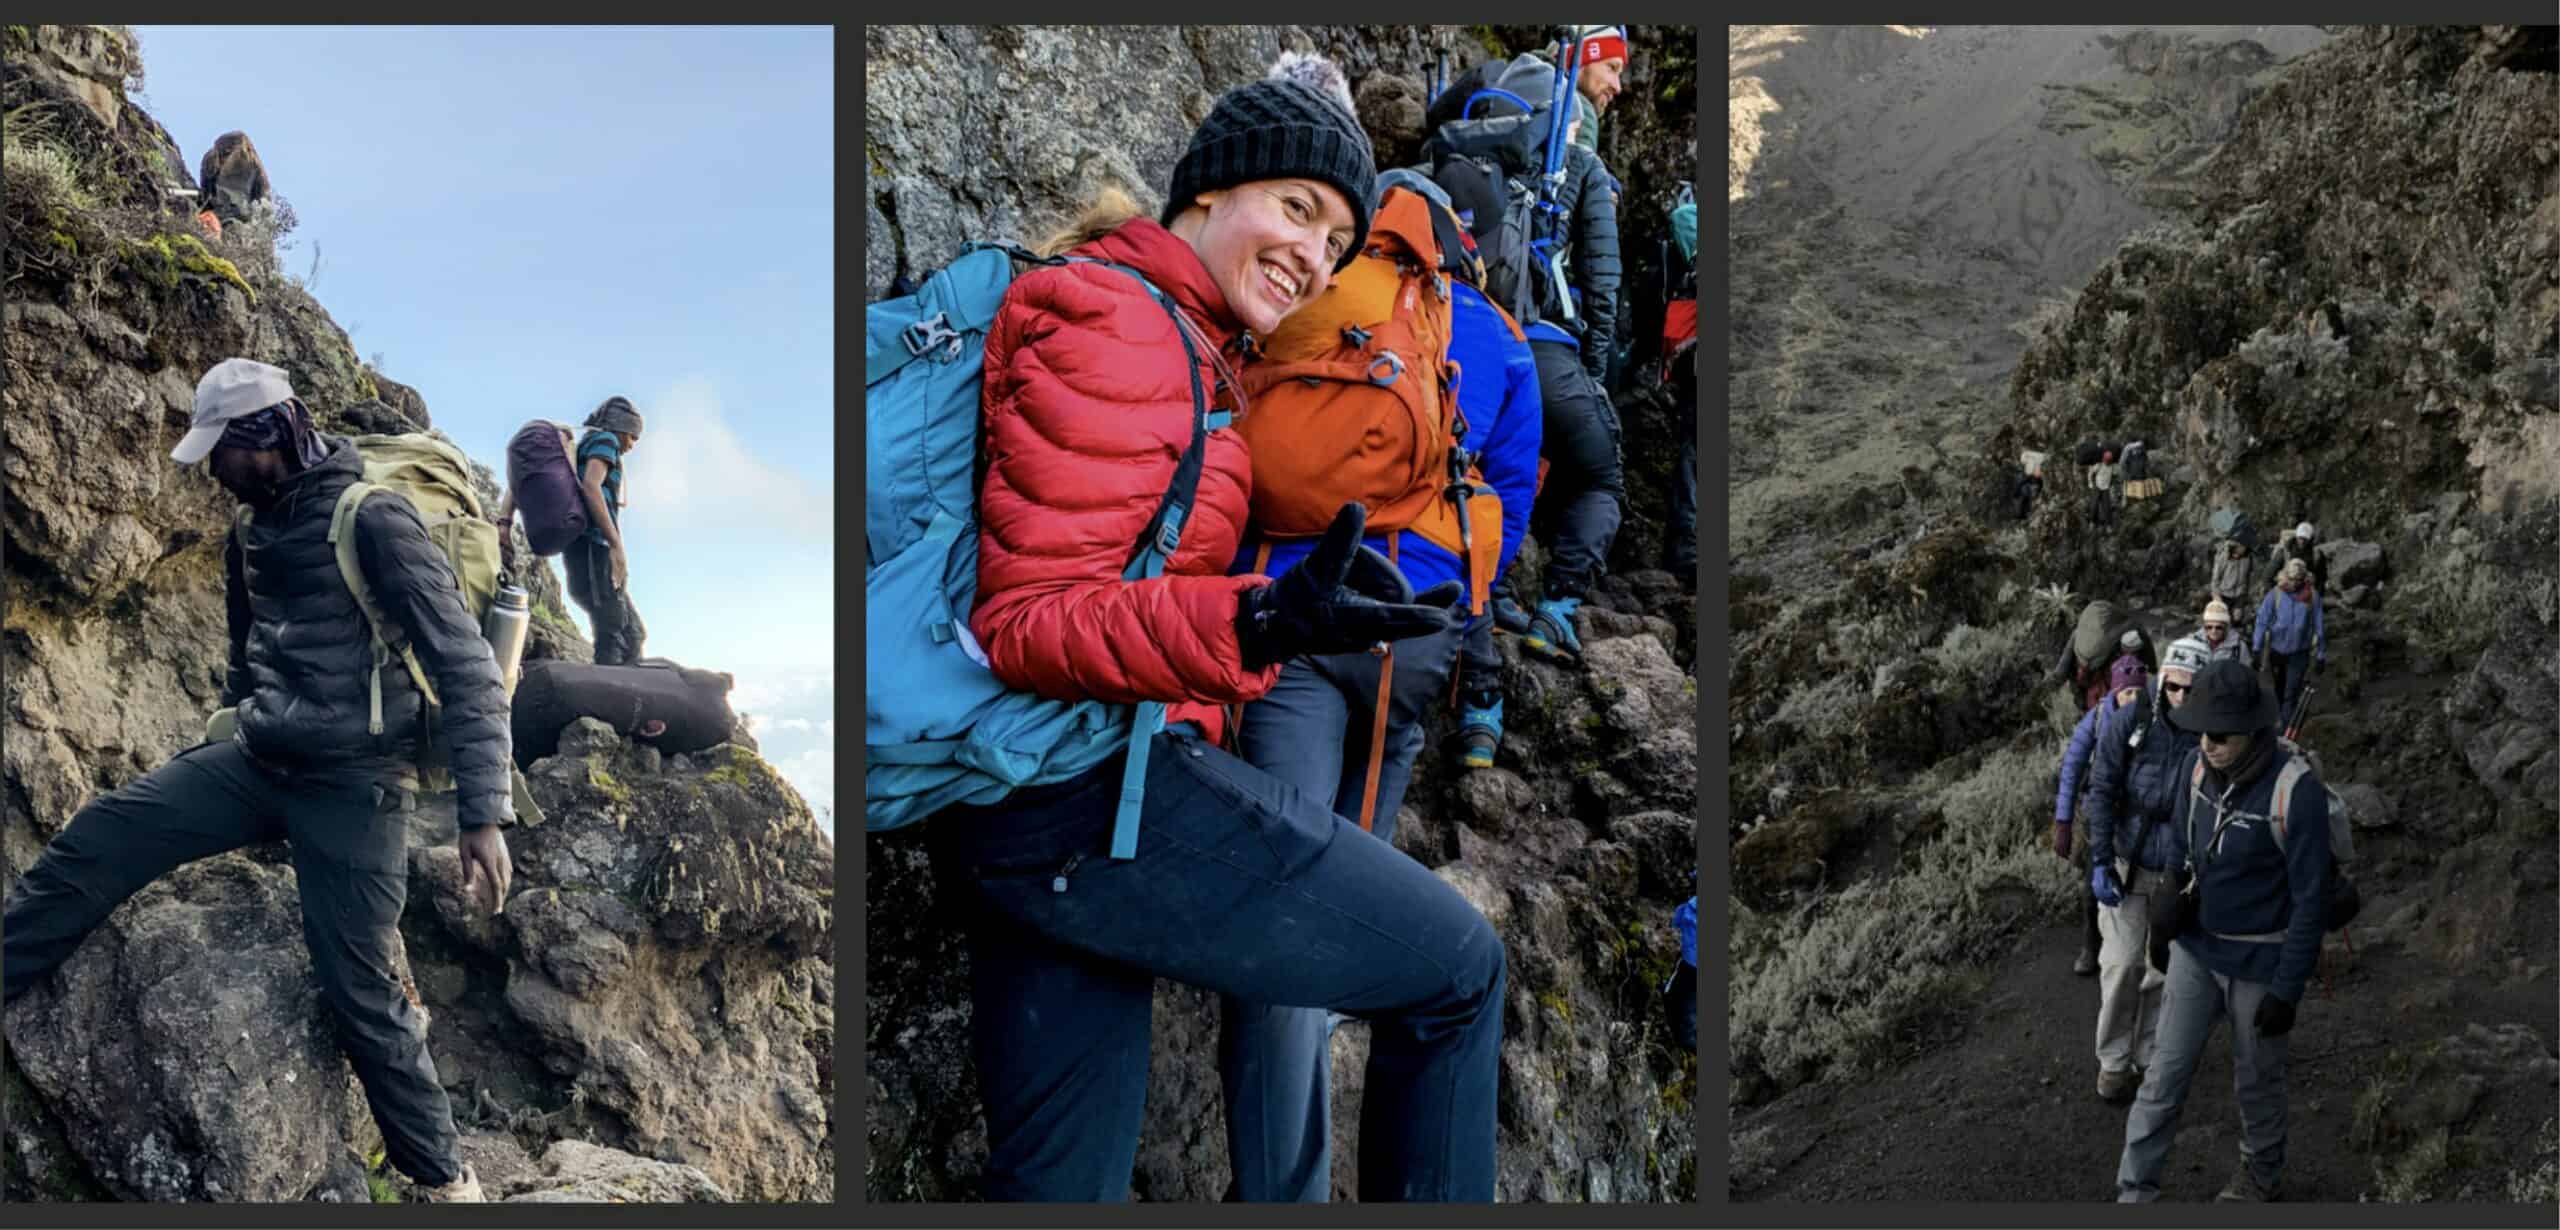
[3,26,836,1202]
[1728,25,2556,1202]
[865,24,1700,1201]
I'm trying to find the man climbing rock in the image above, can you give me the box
[2210,539,2252,615]
[2088,449,2119,528]
[0,359,510,1203]
[2083,637,2211,1104]
[197,130,270,227]
[2118,657,2329,1203]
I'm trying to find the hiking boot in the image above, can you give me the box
[1521,597,1585,662]
[1492,594,1534,635]
[421,1163,484,1203]
[2073,943,2099,976]
[1458,697,1504,769]
[2096,1068,2139,1104]
[2215,1165,2277,1202]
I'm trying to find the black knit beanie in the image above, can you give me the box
[1160,64,1376,272]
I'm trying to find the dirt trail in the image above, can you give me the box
[1734,662,2560,1203]
[1726,25,2328,553]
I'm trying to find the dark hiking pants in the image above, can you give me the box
[1,740,464,1187]
[562,535,645,666]
[1662,363,1698,577]
[926,728,1506,1203]
[1529,340,1624,601]
[1224,624,1464,1201]
[1458,615,1502,701]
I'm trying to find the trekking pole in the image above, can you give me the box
[1446,420,1481,616]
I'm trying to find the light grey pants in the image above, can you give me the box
[2094,885,2166,1074]
[2117,941,2291,1202]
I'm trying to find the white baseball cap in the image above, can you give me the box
[171,358,296,464]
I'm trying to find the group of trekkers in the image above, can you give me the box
[865,27,1697,1202]
[2051,523,2352,1200]
[0,338,722,1200]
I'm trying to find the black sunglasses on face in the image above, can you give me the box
[2162,682,2190,696]
[2202,730,2240,745]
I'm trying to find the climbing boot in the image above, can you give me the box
[2215,1165,2277,1202]
[2096,1067,2139,1104]
[421,1163,485,1203]
[1521,596,1585,662]
[1458,696,1504,769]
[2073,942,2099,976]
[1492,593,1534,635]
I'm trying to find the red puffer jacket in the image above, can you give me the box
[972,218,1278,742]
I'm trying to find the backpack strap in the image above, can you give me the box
[1055,255,1222,861]
[1356,536,1400,833]
[328,482,440,738]
[864,243,1040,387]
[2269,753,2310,853]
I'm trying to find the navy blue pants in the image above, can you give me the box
[2271,647,2314,721]
[1,740,463,1186]
[1662,356,1699,577]
[1529,340,1624,600]
[927,728,1505,1202]
[1224,625,1463,1201]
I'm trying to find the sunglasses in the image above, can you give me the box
[2202,731,2242,746]
[2162,682,2191,697]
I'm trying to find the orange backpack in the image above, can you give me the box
[1237,185,1504,613]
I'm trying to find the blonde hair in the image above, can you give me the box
[1035,185,1147,259]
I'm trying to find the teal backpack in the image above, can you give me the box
[865,243,1222,858]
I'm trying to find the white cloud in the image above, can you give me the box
[618,376,830,541]
[773,744,835,825]
[820,719,834,739]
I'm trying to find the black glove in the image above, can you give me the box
[2253,994,2297,1038]
[1235,503,1462,672]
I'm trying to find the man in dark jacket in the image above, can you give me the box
[197,130,271,226]
[0,359,512,1203]
[1517,33,1628,663]
[2117,657,2329,1204]
[2084,637,2212,1104]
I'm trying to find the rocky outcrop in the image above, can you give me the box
[2,28,832,1202]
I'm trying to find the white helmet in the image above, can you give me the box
[2295,521,2315,541]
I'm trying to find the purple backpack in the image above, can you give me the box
[506,420,589,556]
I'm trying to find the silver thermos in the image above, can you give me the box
[487,583,531,695]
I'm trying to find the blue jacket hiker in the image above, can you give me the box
[1217,161,1537,1203]
[2119,657,2328,1203]
[2253,558,2327,719]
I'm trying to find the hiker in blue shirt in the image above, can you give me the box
[2252,557,2326,720]
[565,396,646,665]
[2118,658,2329,1203]
[2057,655,2147,976]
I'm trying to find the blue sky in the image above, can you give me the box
[132,25,837,829]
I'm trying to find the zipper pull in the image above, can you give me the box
[1052,853,1084,894]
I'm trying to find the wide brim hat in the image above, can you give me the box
[2166,656,2278,735]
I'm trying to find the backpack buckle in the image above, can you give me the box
[1341,324,1372,350]
[901,313,963,363]
[1366,352,1404,386]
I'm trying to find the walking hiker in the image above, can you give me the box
[2089,449,2119,528]
[1450,32,1626,663]
[563,397,646,666]
[2196,599,2246,665]
[1,359,510,1202]
[2057,654,2149,976]
[1657,191,1700,587]
[1219,146,1525,1199]
[870,59,1502,1203]
[2084,637,2214,1103]
[2269,522,2327,595]
[2211,539,2252,613]
[2118,657,2330,1203]
[2253,558,2327,718]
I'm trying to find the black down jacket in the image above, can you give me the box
[1558,141,1621,384]
[222,436,513,828]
